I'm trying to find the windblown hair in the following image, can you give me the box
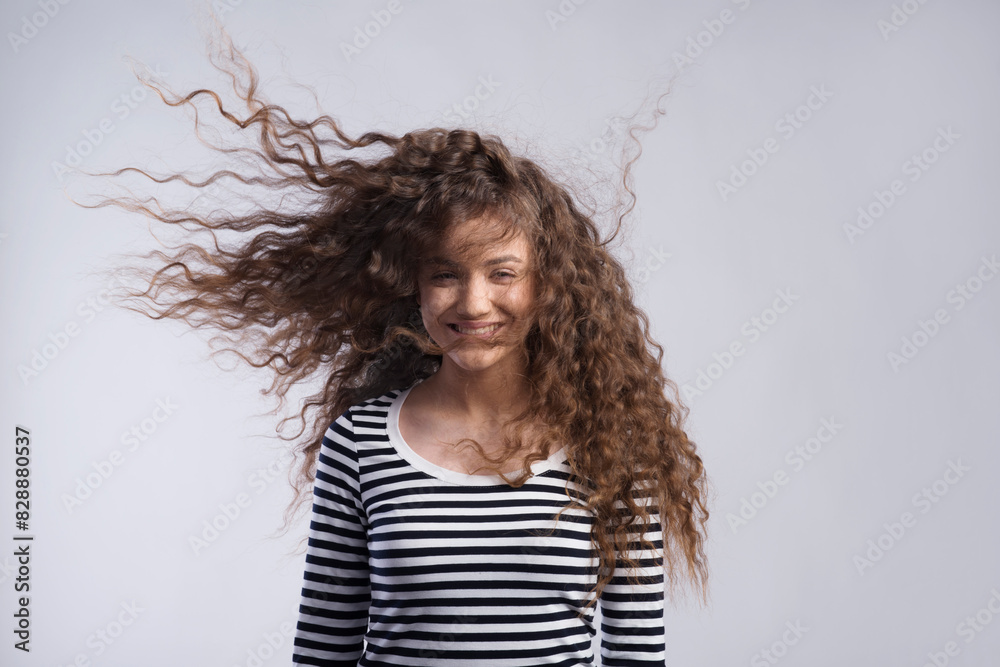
[77,26,709,606]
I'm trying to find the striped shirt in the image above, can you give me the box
[292,381,665,666]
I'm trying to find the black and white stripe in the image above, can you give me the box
[292,384,665,666]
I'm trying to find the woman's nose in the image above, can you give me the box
[455,274,491,317]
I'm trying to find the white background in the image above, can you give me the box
[2,1,999,665]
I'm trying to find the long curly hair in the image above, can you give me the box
[75,24,710,607]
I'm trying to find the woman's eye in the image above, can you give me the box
[429,270,515,281]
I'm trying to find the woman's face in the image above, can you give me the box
[416,216,535,378]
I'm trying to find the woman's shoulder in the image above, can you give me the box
[355,381,418,412]
[329,380,420,431]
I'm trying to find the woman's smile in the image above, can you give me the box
[448,321,504,337]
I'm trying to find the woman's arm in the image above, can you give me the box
[598,500,666,666]
[292,410,371,666]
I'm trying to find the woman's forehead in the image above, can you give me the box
[428,215,530,253]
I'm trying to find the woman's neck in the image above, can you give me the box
[419,361,531,425]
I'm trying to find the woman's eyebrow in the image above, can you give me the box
[426,255,524,267]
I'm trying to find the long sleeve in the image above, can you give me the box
[598,495,666,666]
[292,409,371,666]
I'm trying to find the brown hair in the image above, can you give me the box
[75,22,709,608]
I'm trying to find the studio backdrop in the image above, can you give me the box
[1,0,998,665]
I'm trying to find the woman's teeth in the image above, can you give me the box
[450,323,501,335]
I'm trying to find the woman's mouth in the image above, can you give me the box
[448,323,503,337]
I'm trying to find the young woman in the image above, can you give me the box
[84,25,709,667]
